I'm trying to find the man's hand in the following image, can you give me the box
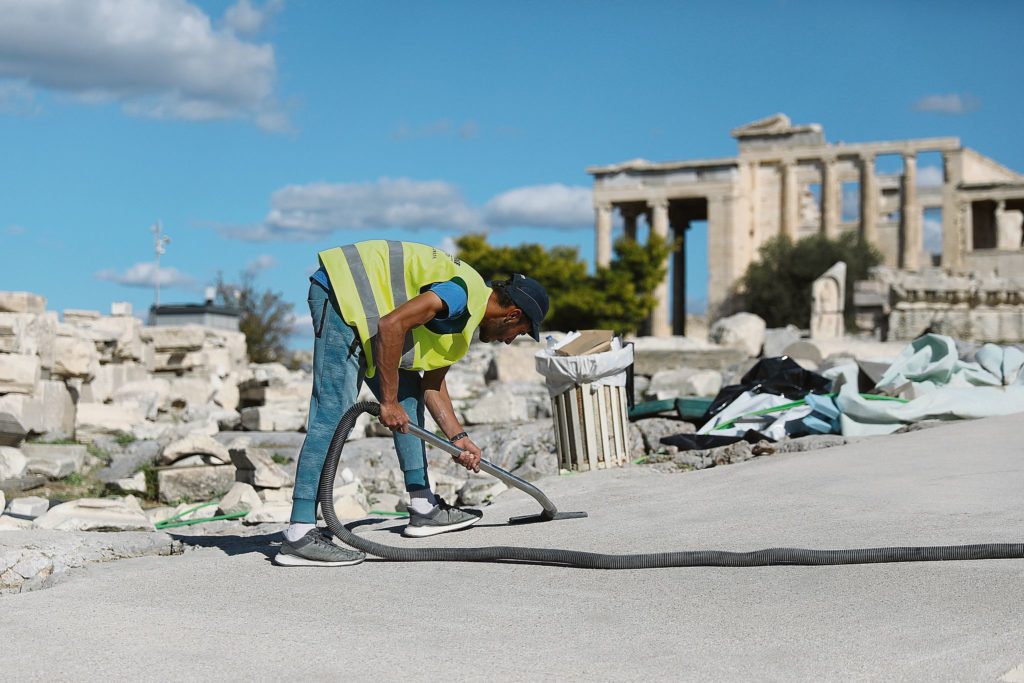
[451,435,481,473]
[379,400,410,434]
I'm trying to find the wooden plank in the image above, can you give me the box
[593,387,606,466]
[608,387,623,466]
[617,386,631,465]
[567,386,587,471]
[561,395,573,470]
[556,392,572,470]
[569,389,585,471]
[550,395,565,468]
[608,389,618,467]
[579,383,599,471]
[613,385,626,465]
[602,387,618,466]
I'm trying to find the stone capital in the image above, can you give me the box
[647,198,668,210]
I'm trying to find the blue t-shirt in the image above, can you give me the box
[311,267,468,333]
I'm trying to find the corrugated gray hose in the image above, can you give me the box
[317,401,1024,569]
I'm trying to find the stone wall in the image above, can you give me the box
[854,268,1024,343]
[0,291,250,447]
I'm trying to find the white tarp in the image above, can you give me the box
[697,390,813,441]
[534,335,634,398]
[825,334,1024,436]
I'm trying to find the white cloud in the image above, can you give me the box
[917,165,944,187]
[96,261,195,288]
[392,118,479,141]
[0,0,285,130]
[438,236,458,254]
[225,177,481,241]
[223,0,282,36]
[222,180,598,242]
[4,224,26,236]
[483,184,593,228]
[244,253,277,275]
[290,313,311,337]
[913,93,980,115]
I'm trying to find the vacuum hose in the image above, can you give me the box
[318,402,1024,569]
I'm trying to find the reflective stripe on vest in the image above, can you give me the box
[341,241,415,368]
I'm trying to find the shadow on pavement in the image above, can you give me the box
[170,531,281,559]
[169,516,403,559]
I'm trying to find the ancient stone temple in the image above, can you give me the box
[588,114,1024,336]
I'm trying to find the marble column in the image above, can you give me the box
[821,158,839,239]
[622,206,639,241]
[781,161,798,240]
[648,198,671,337]
[595,202,613,268]
[900,153,921,270]
[859,153,879,246]
[941,151,963,271]
[672,222,688,336]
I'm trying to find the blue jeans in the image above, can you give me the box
[290,280,430,524]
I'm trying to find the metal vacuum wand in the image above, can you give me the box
[404,423,588,524]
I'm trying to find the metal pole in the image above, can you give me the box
[404,423,559,517]
[151,221,170,310]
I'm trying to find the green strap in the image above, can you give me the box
[154,500,248,529]
[711,393,908,432]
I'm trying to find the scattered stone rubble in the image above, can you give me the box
[644,434,851,473]
[1,289,927,593]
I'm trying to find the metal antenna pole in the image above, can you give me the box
[151,221,171,309]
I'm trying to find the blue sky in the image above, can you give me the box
[1,0,1022,338]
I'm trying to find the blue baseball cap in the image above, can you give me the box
[505,273,549,341]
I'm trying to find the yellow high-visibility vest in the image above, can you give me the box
[318,240,491,377]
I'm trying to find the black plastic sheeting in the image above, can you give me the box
[659,356,831,452]
[703,356,831,424]
[661,429,769,452]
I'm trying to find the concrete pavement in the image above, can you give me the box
[3,414,1024,681]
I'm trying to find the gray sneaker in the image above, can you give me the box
[403,499,482,538]
[274,528,365,567]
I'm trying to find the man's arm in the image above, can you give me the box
[423,367,481,472]
[374,291,445,433]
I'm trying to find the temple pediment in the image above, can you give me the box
[731,113,824,149]
[730,113,793,137]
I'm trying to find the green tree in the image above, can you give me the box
[215,272,295,364]
[455,232,669,335]
[740,232,883,329]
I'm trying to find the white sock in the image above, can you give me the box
[284,523,316,542]
[407,489,438,515]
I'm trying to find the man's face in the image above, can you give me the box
[479,309,533,345]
